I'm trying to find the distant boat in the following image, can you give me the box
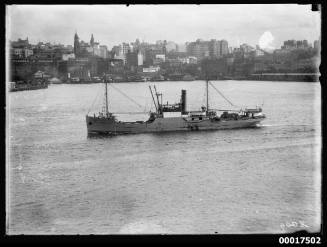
[10,75,49,92]
[182,74,195,81]
[68,77,81,83]
[86,76,266,135]
[150,75,165,82]
[49,77,62,84]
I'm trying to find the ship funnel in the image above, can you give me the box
[181,89,187,114]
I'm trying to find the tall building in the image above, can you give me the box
[90,34,94,47]
[220,40,229,56]
[115,43,131,64]
[240,43,254,53]
[295,40,309,49]
[209,39,221,57]
[137,52,143,66]
[99,45,108,59]
[11,37,29,48]
[187,39,210,60]
[314,37,321,51]
[165,41,177,52]
[120,43,131,55]
[74,32,80,56]
[10,37,33,58]
[281,39,309,50]
[282,40,297,49]
[177,43,187,52]
[126,51,138,69]
[111,45,120,57]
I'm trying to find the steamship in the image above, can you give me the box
[86,77,266,135]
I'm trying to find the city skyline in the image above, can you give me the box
[7,4,321,50]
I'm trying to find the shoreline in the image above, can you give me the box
[49,79,320,85]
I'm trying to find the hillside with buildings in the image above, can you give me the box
[9,34,321,83]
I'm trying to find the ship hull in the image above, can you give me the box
[10,84,48,92]
[86,115,264,135]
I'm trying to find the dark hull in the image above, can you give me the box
[86,115,265,135]
[10,84,48,92]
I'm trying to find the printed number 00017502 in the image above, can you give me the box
[279,237,321,244]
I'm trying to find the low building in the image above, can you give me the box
[178,56,197,64]
[62,53,76,61]
[12,48,24,58]
[143,66,160,73]
[24,48,33,58]
[34,70,51,79]
[155,54,166,62]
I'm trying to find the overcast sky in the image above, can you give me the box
[6,4,321,49]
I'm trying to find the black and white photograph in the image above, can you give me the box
[5,4,322,237]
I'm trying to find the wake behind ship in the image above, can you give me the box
[86,77,266,135]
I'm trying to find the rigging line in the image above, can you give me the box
[87,84,102,114]
[112,111,150,114]
[210,108,240,112]
[209,81,236,107]
[108,83,144,109]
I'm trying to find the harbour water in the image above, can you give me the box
[7,80,321,234]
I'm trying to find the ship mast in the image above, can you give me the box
[206,79,209,114]
[104,76,109,117]
[154,85,162,114]
[149,86,158,113]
